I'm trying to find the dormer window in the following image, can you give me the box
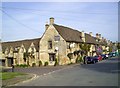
[48,40,52,49]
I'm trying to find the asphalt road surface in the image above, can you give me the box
[14,57,119,86]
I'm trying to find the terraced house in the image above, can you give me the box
[1,17,111,67]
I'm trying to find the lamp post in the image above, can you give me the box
[55,47,59,64]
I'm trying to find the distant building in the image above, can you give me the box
[1,17,111,67]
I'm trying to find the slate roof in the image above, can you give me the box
[2,38,40,52]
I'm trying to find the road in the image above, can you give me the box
[14,57,119,86]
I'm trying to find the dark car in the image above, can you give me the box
[101,54,106,60]
[85,56,98,64]
[93,56,99,62]
[101,54,108,60]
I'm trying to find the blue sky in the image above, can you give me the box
[1,2,118,42]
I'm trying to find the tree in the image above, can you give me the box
[117,43,120,49]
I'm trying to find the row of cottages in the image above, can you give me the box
[1,17,110,67]
[1,38,40,67]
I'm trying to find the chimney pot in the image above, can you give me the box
[89,32,92,36]
[50,17,54,25]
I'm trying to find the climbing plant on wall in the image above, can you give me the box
[79,43,91,55]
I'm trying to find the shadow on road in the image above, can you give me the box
[80,58,119,74]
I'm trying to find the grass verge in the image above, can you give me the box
[0,72,26,80]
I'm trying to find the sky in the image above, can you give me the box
[1,1,118,42]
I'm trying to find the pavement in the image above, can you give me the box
[1,63,80,87]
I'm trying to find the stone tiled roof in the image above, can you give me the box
[2,38,40,52]
[93,37,107,46]
[53,24,84,43]
[53,24,97,44]
[85,33,97,44]
[99,40,107,46]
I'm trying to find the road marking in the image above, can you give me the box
[8,64,79,86]
[8,73,39,86]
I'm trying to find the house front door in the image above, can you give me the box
[49,53,56,61]
[0,60,5,66]
[7,57,13,67]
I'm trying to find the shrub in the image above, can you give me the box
[15,64,20,67]
[76,59,81,63]
[54,59,58,66]
[44,62,48,66]
[68,62,73,65]
[39,60,42,67]
[16,64,29,68]
[76,55,80,63]
[32,63,36,67]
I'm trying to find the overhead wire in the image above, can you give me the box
[0,6,117,15]
[1,9,41,34]
[0,7,116,41]
[0,6,116,25]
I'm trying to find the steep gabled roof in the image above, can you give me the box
[53,24,83,43]
[2,38,40,52]
[85,33,97,44]
[53,24,97,44]
[99,40,107,46]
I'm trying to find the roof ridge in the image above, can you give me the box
[53,24,79,32]
[2,37,41,43]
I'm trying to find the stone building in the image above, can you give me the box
[1,17,111,67]
[1,38,40,67]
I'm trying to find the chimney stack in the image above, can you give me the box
[98,34,101,39]
[81,31,85,42]
[50,17,54,25]
[96,33,99,38]
[89,32,92,36]
[98,34,102,40]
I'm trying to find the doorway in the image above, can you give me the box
[7,57,13,67]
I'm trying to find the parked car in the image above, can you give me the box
[85,56,98,64]
[101,54,108,60]
[98,55,102,61]
[108,52,116,57]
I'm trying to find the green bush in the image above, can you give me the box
[76,55,81,63]
[15,64,20,67]
[44,62,48,66]
[68,62,73,65]
[54,59,58,66]
[39,60,42,67]
[32,63,36,67]
[16,64,29,68]
[80,56,83,62]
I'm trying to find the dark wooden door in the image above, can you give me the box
[7,57,13,67]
